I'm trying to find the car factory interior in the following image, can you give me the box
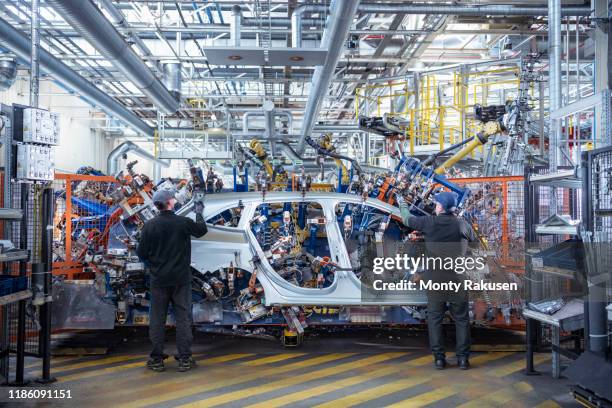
[0,0,611,407]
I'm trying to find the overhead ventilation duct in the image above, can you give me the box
[242,104,294,136]
[97,0,156,63]
[291,5,322,48]
[548,0,562,171]
[0,56,17,91]
[0,16,153,136]
[230,5,242,47]
[107,141,169,176]
[46,0,179,114]
[356,3,590,16]
[297,0,361,154]
[162,62,182,100]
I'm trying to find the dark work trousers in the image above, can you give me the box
[149,283,193,360]
[427,295,471,359]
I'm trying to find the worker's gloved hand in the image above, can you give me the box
[194,201,204,215]
[194,201,205,223]
[395,193,406,206]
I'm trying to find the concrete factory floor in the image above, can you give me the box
[6,328,577,407]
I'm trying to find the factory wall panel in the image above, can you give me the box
[0,74,113,172]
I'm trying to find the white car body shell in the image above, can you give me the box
[179,192,427,306]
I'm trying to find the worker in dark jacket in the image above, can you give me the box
[398,191,477,370]
[137,190,208,372]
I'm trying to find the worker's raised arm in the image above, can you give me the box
[187,217,208,238]
[187,200,208,238]
[399,202,412,225]
[398,199,427,231]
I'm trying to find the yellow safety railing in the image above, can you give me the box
[355,66,520,160]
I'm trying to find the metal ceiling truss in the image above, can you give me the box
[0,0,595,155]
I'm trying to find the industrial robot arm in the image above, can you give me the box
[305,134,363,178]
[235,140,274,178]
[248,139,274,177]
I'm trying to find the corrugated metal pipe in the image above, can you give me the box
[0,16,154,136]
[46,0,179,114]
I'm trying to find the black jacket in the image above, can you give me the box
[403,212,477,259]
[400,205,478,300]
[136,210,208,287]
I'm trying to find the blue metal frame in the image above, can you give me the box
[393,157,470,207]
[233,166,249,192]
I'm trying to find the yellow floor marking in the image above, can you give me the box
[386,384,462,408]
[313,352,515,408]
[179,353,407,408]
[115,353,353,408]
[405,351,514,368]
[80,353,302,400]
[405,355,436,367]
[46,354,144,373]
[246,366,400,408]
[58,353,252,383]
[25,356,77,369]
[249,352,514,408]
[69,353,258,402]
[488,354,550,378]
[457,381,533,408]
[314,376,432,408]
[469,351,515,366]
[533,400,561,408]
[240,353,305,366]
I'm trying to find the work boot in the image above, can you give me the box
[177,357,197,372]
[458,357,470,370]
[146,358,165,372]
[434,358,447,370]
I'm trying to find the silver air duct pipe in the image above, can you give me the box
[46,0,179,114]
[97,0,154,63]
[0,16,154,136]
[291,5,321,48]
[242,106,294,136]
[297,0,361,154]
[162,62,182,100]
[30,0,40,107]
[107,141,169,176]
[290,3,589,48]
[356,3,590,16]
[230,5,242,47]
[548,0,562,171]
[0,56,17,91]
[276,142,302,163]
[275,111,293,134]
[262,100,275,139]
[242,112,259,133]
